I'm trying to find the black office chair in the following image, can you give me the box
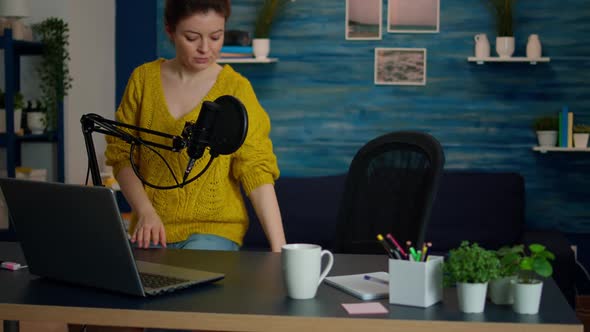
[334,131,445,254]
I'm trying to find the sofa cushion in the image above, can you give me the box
[242,175,346,250]
[425,171,525,251]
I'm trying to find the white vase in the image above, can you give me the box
[526,34,542,58]
[474,33,491,58]
[513,281,543,314]
[252,38,270,59]
[489,276,516,305]
[536,130,558,147]
[574,133,589,148]
[27,112,47,134]
[0,108,22,133]
[457,282,488,313]
[496,36,515,58]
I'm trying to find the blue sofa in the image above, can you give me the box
[242,171,577,307]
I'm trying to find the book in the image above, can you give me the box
[560,107,568,147]
[219,52,254,58]
[221,46,253,54]
[325,272,389,300]
[568,112,573,148]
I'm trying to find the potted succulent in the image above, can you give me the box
[513,243,555,314]
[252,0,293,59]
[26,99,48,135]
[486,0,515,58]
[443,241,500,313]
[573,124,590,148]
[0,89,25,133]
[32,17,73,131]
[533,115,558,147]
[488,244,523,305]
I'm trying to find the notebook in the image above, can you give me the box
[0,178,225,297]
[325,271,389,300]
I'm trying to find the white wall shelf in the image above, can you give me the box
[468,57,550,65]
[217,57,278,64]
[533,146,590,153]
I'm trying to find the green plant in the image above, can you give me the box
[496,244,524,277]
[0,89,25,109]
[443,241,501,287]
[517,244,555,284]
[14,92,24,110]
[486,0,515,37]
[533,115,558,131]
[253,0,293,38]
[32,17,73,130]
[574,124,590,134]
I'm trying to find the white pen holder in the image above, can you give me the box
[388,255,443,307]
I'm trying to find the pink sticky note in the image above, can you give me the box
[341,302,388,315]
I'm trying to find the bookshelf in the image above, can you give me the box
[468,57,551,65]
[0,29,65,182]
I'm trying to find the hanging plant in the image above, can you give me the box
[253,0,294,38]
[32,17,73,130]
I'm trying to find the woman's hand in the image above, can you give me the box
[131,209,167,248]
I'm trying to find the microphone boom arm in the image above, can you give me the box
[80,95,248,189]
[81,113,187,186]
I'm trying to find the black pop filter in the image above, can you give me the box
[183,95,248,160]
[208,95,248,156]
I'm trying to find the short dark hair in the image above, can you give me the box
[165,0,231,31]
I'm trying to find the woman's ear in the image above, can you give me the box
[165,24,175,43]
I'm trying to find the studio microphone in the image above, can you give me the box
[181,95,248,183]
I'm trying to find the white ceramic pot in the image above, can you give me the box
[27,111,47,134]
[252,38,270,59]
[513,280,543,314]
[536,130,558,147]
[573,133,589,148]
[0,108,22,133]
[496,36,515,58]
[489,276,516,305]
[457,282,488,313]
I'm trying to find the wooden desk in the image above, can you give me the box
[0,242,582,332]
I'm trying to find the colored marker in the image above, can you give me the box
[423,242,432,262]
[385,233,408,259]
[376,234,399,259]
[0,261,27,271]
[420,243,428,261]
[409,246,420,262]
[364,275,389,285]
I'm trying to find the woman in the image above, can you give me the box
[106,0,286,254]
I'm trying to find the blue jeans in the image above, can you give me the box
[142,233,238,332]
[134,233,240,251]
[165,233,239,251]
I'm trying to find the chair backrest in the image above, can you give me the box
[334,131,445,254]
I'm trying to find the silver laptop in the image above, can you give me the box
[0,177,224,297]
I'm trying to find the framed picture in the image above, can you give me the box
[387,0,439,33]
[374,48,427,86]
[346,0,382,40]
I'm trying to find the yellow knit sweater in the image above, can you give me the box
[105,59,279,246]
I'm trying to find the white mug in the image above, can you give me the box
[282,243,334,299]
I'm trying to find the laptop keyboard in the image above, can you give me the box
[139,272,189,289]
